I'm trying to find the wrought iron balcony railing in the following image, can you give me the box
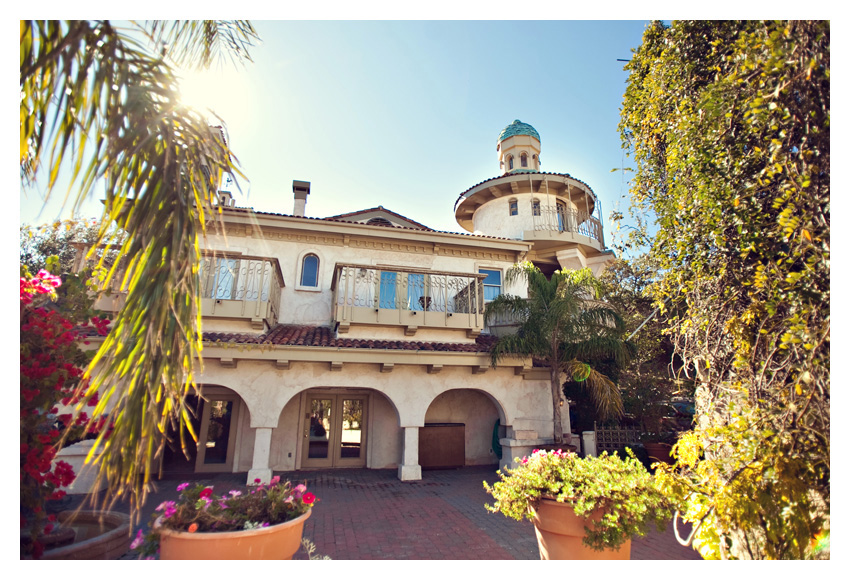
[532,206,603,243]
[199,254,284,329]
[331,263,487,337]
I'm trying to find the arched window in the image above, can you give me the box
[507,156,514,170]
[300,254,319,287]
[532,154,539,170]
[521,153,528,168]
[509,198,518,216]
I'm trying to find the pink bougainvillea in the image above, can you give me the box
[20,270,110,558]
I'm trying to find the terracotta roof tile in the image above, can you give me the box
[204,324,498,353]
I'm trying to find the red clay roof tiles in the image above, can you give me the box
[204,324,498,352]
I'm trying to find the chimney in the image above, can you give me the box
[293,180,311,217]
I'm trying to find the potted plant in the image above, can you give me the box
[484,448,671,559]
[133,477,316,560]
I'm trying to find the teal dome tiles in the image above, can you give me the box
[498,119,540,143]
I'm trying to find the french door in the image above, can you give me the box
[301,394,368,469]
[159,389,240,476]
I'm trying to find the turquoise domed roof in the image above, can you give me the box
[498,119,540,143]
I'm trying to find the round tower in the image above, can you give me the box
[454,120,614,276]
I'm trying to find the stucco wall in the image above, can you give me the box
[200,233,526,328]
[195,358,552,473]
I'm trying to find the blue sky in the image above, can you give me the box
[20,20,651,247]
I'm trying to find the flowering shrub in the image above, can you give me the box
[133,476,317,559]
[20,269,110,558]
[484,448,672,550]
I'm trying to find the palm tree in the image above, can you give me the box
[485,263,634,444]
[21,20,258,517]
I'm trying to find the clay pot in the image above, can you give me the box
[41,511,131,560]
[158,509,311,560]
[530,499,630,560]
[643,442,674,464]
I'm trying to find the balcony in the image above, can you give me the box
[530,206,603,243]
[199,254,284,330]
[332,263,487,337]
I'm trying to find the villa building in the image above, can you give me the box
[82,120,615,486]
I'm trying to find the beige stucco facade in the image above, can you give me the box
[71,120,612,489]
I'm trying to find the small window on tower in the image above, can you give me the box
[508,156,514,170]
[521,153,528,168]
[509,199,518,216]
[532,199,541,216]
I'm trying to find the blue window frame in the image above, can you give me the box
[300,254,319,287]
[480,269,502,303]
[379,272,397,309]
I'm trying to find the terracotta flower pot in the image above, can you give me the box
[158,509,311,560]
[643,442,674,464]
[530,499,630,560]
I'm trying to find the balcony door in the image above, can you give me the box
[301,393,368,469]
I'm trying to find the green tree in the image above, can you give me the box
[20,20,259,519]
[21,219,123,274]
[598,257,691,436]
[485,264,633,443]
[619,21,829,559]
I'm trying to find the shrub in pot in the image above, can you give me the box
[133,477,316,560]
[484,448,671,559]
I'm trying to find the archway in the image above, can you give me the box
[421,389,505,469]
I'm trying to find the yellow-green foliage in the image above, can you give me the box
[619,20,829,559]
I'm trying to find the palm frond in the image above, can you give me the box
[21,19,255,522]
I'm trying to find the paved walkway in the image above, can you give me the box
[67,466,701,560]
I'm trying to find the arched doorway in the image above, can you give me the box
[421,389,505,469]
[159,385,244,476]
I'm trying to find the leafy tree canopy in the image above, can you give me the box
[619,20,829,559]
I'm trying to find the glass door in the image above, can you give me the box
[302,394,367,469]
[195,395,240,473]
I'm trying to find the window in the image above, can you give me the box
[521,153,528,168]
[532,199,541,216]
[557,201,568,232]
[379,271,397,309]
[300,254,319,287]
[533,154,539,170]
[509,199,518,216]
[480,269,502,302]
[508,156,514,170]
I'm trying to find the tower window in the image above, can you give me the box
[509,199,518,216]
[508,156,514,170]
[521,153,528,168]
[532,199,541,216]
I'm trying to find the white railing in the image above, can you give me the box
[331,263,487,335]
[198,254,284,326]
[533,206,603,242]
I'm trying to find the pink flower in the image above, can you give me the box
[130,529,144,550]
[270,475,280,485]
[292,484,306,499]
[176,482,190,491]
[302,492,316,505]
[229,490,242,497]
[199,487,214,499]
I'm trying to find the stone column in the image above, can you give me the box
[246,427,273,485]
[397,426,422,481]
